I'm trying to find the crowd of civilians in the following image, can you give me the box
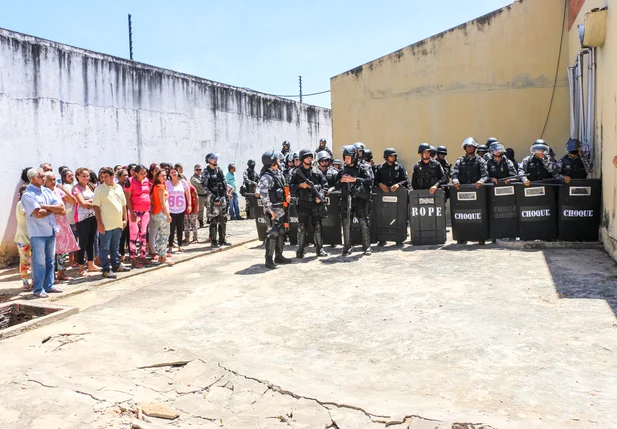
[15,161,243,298]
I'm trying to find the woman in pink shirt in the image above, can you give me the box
[125,164,151,268]
[166,167,192,254]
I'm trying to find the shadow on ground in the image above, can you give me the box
[543,249,617,319]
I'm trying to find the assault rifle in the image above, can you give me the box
[295,168,325,202]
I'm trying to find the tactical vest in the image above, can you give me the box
[378,162,405,187]
[342,164,371,199]
[295,166,323,202]
[414,160,442,190]
[205,166,226,197]
[486,158,511,180]
[245,168,257,182]
[526,156,552,181]
[266,170,286,205]
[457,156,483,184]
[559,156,587,179]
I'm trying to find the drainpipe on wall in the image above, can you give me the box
[568,65,578,140]
[586,48,596,167]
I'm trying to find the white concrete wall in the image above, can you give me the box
[0,27,332,265]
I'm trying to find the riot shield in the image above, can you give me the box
[557,178,601,241]
[450,185,489,242]
[409,189,446,245]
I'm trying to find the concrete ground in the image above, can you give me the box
[0,231,616,429]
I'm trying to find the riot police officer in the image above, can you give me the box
[411,143,448,192]
[486,143,517,184]
[485,137,499,161]
[284,153,296,182]
[290,149,329,258]
[452,137,488,189]
[555,138,591,183]
[201,153,230,247]
[363,149,377,176]
[435,146,451,180]
[375,147,411,247]
[376,148,411,192]
[332,159,343,171]
[242,159,259,219]
[281,141,292,157]
[519,139,556,185]
[477,144,489,159]
[334,145,374,256]
[429,145,437,159]
[317,138,333,158]
[316,151,339,188]
[258,150,293,269]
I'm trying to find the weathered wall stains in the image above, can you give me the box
[0,27,331,265]
[330,0,569,170]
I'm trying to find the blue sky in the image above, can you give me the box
[1,0,512,107]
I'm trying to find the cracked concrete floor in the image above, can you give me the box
[1,241,616,429]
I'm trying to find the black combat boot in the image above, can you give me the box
[360,219,372,256]
[275,235,293,264]
[210,224,219,247]
[219,223,231,246]
[199,219,204,229]
[314,223,328,257]
[265,237,277,269]
[296,225,306,258]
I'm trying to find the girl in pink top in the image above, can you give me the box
[166,167,192,253]
[125,165,151,268]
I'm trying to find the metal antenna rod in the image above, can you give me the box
[128,14,134,60]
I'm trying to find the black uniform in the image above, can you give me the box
[242,167,259,219]
[486,157,517,181]
[375,161,411,189]
[201,164,229,245]
[290,165,329,256]
[334,162,374,252]
[437,158,451,180]
[411,159,448,190]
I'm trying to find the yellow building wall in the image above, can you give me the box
[330,0,570,169]
[568,1,617,259]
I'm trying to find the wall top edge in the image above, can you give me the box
[0,26,330,112]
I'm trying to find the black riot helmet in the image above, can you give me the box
[262,150,279,167]
[282,140,291,149]
[316,151,331,163]
[333,159,343,169]
[437,146,448,155]
[418,143,431,154]
[319,138,327,146]
[353,142,366,154]
[566,138,581,154]
[477,145,488,154]
[286,153,295,165]
[299,148,313,162]
[363,149,373,162]
[205,152,213,163]
[384,148,398,160]
[429,145,437,157]
[342,145,358,164]
[247,159,256,168]
[486,137,498,146]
